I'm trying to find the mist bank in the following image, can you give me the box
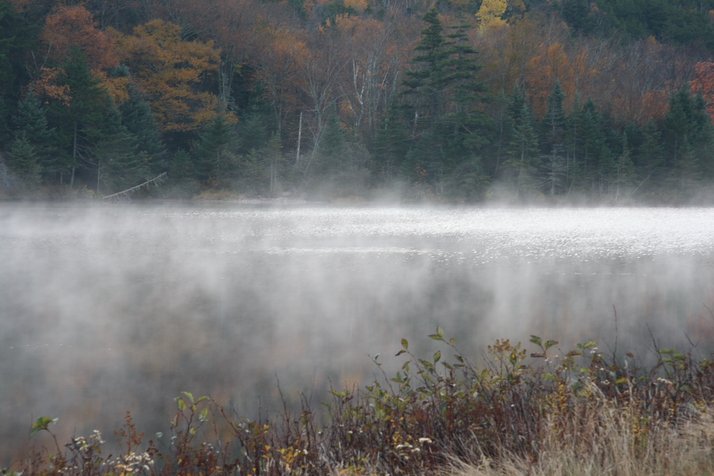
[1,204,713,460]
[5,176,714,208]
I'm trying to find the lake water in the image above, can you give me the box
[1,204,714,456]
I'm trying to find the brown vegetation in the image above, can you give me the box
[10,331,714,475]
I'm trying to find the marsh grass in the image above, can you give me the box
[9,330,714,475]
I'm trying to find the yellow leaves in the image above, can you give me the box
[115,20,226,132]
[476,0,508,31]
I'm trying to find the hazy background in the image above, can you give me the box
[1,203,714,459]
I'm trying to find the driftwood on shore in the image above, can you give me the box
[102,172,167,200]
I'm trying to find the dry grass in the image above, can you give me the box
[447,401,714,476]
[10,332,714,475]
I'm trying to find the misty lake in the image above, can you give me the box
[2,203,714,455]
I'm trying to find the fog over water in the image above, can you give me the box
[2,203,714,457]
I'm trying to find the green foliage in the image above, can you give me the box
[504,89,540,196]
[1,0,714,201]
[193,114,238,186]
[560,0,714,50]
[119,85,166,174]
[7,132,40,185]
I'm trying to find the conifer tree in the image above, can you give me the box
[614,132,635,200]
[542,82,567,195]
[95,107,149,194]
[505,90,540,196]
[49,49,114,186]
[120,86,166,174]
[193,114,238,186]
[374,101,409,181]
[7,132,40,186]
[402,8,450,127]
[13,94,55,180]
[664,87,711,169]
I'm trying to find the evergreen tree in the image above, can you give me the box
[169,149,195,182]
[402,11,489,192]
[7,132,40,186]
[505,90,540,197]
[49,49,114,186]
[634,122,664,194]
[0,97,8,147]
[0,0,36,146]
[236,102,273,155]
[402,8,451,127]
[663,87,711,168]
[571,100,613,193]
[312,107,370,196]
[95,119,149,194]
[613,132,635,200]
[13,94,55,180]
[120,86,166,174]
[373,101,410,181]
[193,114,238,186]
[541,82,567,195]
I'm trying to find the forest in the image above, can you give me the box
[1,0,714,202]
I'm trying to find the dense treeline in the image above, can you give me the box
[1,0,714,202]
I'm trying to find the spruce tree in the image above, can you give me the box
[402,8,450,126]
[402,11,489,191]
[441,20,490,164]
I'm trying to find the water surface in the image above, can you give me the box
[1,204,713,456]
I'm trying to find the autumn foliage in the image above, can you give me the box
[0,0,712,200]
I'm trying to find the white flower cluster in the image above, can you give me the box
[106,451,154,474]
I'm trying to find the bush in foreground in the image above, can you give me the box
[10,331,714,475]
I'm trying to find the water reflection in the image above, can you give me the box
[1,204,713,456]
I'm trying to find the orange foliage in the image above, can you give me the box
[344,0,368,13]
[41,5,118,71]
[525,42,576,117]
[256,26,310,115]
[691,61,714,123]
[28,67,70,105]
[116,20,225,132]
